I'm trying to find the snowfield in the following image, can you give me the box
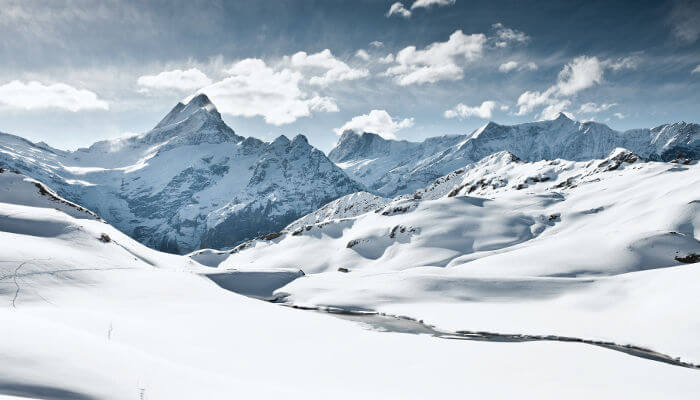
[218,149,700,365]
[2,164,700,398]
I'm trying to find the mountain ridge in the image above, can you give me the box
[0,96,360,253]
[329,113,699,196]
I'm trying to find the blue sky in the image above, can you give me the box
[0,0,698,152]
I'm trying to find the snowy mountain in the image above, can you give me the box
[0,94,360,253]
[213,149,700,366]
[329,113,700,196]
[4,168,699,398]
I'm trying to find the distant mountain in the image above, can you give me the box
[329,113,700,196]
[0,94,360,253]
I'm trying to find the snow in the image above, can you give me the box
[0,95,359,253]
[2,100,700,398]
[329,117,699,196]
[4,169,700,398]
[218,150,700,365]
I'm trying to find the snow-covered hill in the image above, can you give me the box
[329,113,700,196]
[7,169,699,398]
[216,149,700,364]
[0,94,360,253]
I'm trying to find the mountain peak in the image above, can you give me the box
[554,112,574,122]
[154,93,221,130]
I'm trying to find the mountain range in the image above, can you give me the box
[0,94,360,253]
[330,113,699,196]
[0,96,698,253]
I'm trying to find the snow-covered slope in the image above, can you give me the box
[217,150,700,364]
[329,114,700,196]
[7,170,699,398]
[0,95,360,253]
[285,191,390,231]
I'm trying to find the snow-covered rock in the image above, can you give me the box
[218,150,700,363]
[0,95,360,253]
[285,191,390,231]
[329,113,700,196]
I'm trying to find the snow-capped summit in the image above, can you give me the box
[330,117,699,196]
[0,97,360,253]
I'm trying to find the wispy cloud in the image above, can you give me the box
[491,23,530,47]
[498,61,537,73]
[386,2,411,18]
[444,100,497,119]
[411,0,456,9]
[137,68,212,92]
[578,102,616,114]
[667,0,700,44]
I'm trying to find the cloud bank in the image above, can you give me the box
[0,80,108,112]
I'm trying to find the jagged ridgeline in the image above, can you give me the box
[0,95,698,254]
[0,94,361,254]
[329,113,699,197]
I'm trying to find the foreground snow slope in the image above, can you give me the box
[219,150,700,363]
[329,113,699,196]
[0,94,359,254]
[3,169,700,398]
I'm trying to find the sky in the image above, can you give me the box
[0,0,699,153]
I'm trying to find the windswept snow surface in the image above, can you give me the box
[5,171,700,398]
[219,150,700,365]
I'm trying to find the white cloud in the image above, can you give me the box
[199,58,337,126]
[499,61,538,73]
[378,54,395,64]
[578,102,616,114]
[555,56,604,96]
[444,100,497,119]
[0,80,108,111]
[498,61,518,72]
[492,22,530,47]
[540,100,573,120]
[370,41,384,48]
[614,112,625,119]
[288,49,369,86]
[386,2,411,18]
[605,56,640,71]
[411,0,456,9]
[355,49,370,61]
[515,88,557,115]
[516,56,610,119]
[137,68,212,91]
[384,30,486,85]
[334,109,414,139]
[692,65,700,74]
